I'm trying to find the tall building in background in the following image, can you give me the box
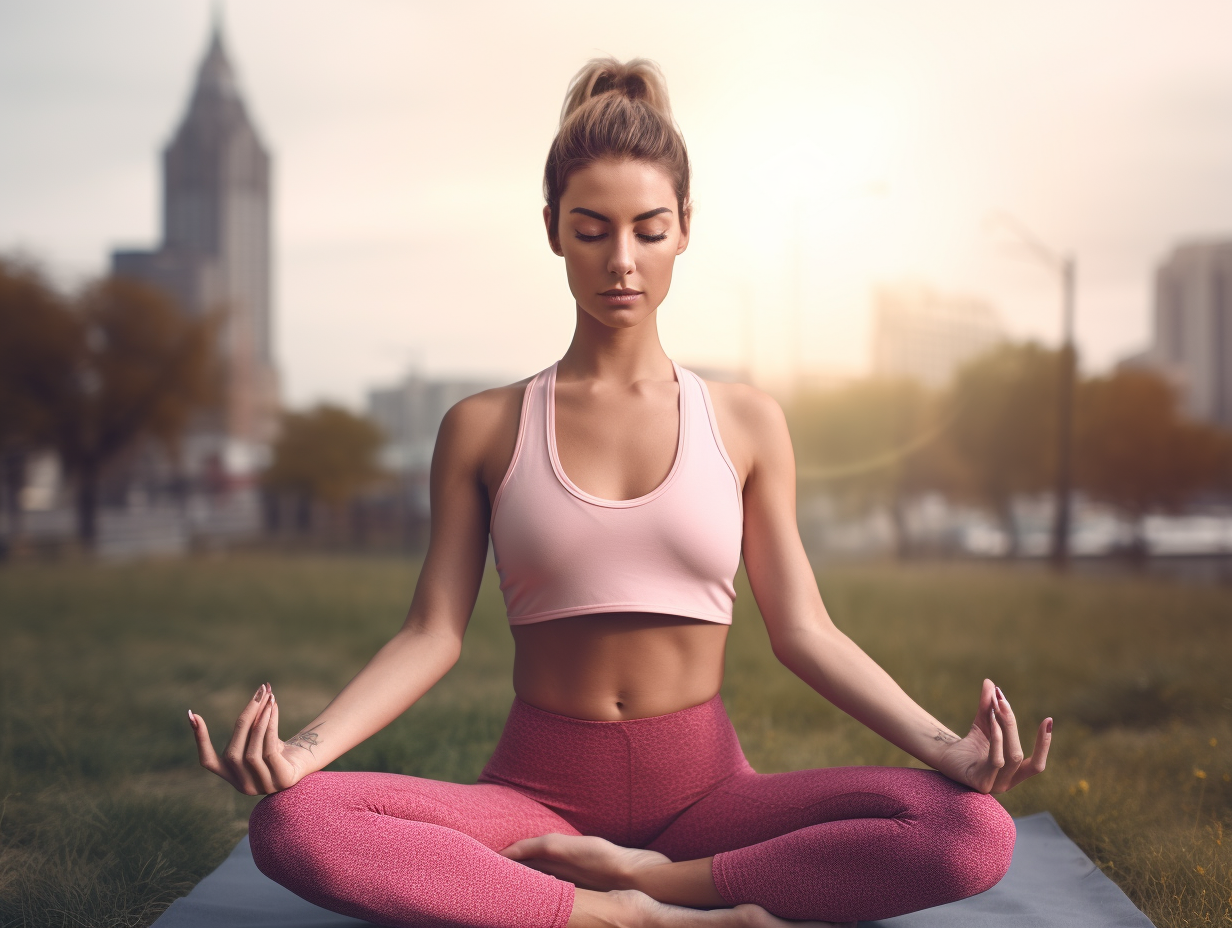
[1123,239,1232,427]
[871,284,1004,388]
[111,19,279,484]
[368,373,500,473]
[368,372,501,518]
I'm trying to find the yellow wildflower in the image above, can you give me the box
[1194,769,1207,779]
[1211,738,1218,747]
[1195,865,1205,875]
[1078,779,1089,793]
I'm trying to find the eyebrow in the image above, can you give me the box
[569,206,673,223]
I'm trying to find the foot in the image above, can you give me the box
[570,888,855,928]
[501,833,673,891]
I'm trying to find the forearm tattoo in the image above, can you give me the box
[934,728,959,745]
[285,727,322,754]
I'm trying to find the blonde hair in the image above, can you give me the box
[544,57,691,240]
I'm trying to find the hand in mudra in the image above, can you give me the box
[933,679,1052,794]
[188,684,313,795]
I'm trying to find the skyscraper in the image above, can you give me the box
[1126,239,1232,427]
[111,17,279,483]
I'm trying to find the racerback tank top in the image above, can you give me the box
[490,360,744,626]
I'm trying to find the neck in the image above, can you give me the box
[558,303,673,384]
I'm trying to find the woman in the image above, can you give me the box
[189,58,1051,928]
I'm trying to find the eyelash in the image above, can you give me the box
[574,232,669,244]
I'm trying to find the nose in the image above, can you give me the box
[607,231,635,279]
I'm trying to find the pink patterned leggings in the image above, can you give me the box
[249,695,1014,927]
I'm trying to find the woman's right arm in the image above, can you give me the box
[189,389,515,795]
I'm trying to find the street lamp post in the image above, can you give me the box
[987,212,1077,571]
[1053,255,1076,572]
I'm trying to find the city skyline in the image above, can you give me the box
[112,19,280,479]
[4,1,1232,407]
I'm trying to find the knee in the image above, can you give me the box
[248,773,339,883]
[250,772,333,845]
[929,790,1015,899]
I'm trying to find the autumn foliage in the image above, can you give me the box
[1074,369,1221,536]
[262,404,385,537]
[0,257,221,547]
[787,341,1231,556]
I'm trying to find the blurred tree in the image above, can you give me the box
[0,258,221,549]
[947,342,1059,556]
[788,378,966,557]
[263,404,385,538]
[1076,368,1221,551]
[0,258,74,550]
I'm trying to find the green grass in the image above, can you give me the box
[0,555,1229,927]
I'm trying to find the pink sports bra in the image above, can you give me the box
[490,360,744,626]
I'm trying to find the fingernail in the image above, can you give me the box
[253,686,263,701]
[995,686,1006,703]
[1045,719,1053,734]
[270,692,276,704]
[188,710,196,728]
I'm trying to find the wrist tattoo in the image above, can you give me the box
[285,727,322,754]
[934,728,959,745]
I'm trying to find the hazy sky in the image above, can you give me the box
[4,1,1232,407]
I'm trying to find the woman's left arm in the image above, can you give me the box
[719,384,1051,795]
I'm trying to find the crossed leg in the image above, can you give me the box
[250,771,580,928]
[250,771,851,928]
[506,766,1015,925]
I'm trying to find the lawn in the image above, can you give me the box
[0,555,1229,927]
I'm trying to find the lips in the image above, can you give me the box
[600,289,643,306]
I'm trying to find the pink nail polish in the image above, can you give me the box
[995,686,1006,703]
[1045,719,1053,734]
[253,686,263,701]
[188,710,196,728]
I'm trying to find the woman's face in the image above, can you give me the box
[545,157,689,330]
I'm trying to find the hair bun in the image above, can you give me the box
[544,55,691,240]
[560,57,673,127]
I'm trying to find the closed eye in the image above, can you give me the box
[572,231,669,244]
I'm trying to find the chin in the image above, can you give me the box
[582,299,657,326]
[592,309,653,329]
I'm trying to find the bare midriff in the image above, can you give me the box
[511,612,728,721]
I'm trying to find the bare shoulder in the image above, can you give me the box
[442,380,529,437]
[437,378,533,492]
[704,380,786,431]
[702,380,792,482]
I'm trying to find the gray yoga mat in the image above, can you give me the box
[152,812,1154,927]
